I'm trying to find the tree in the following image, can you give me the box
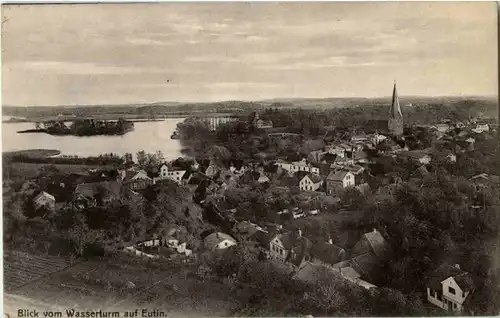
[123,153,134,165]
[340,187,366,210]
[67,214,102,256]
[136,151,148,168]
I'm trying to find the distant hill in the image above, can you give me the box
[3,95,497,119]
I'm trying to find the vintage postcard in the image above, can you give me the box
[1,2,499,317]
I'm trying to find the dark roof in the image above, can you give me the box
[351,252,381,279]
[294,262,336,283]
[327,170,350,182]
[363,230,391,259]
[321,153,338,164]
[232,221,260,239]
[313,162,332,176]
[263,163,279,174]
[253,229,274,248]
[188,172,209,185]
[123,170,151,182]
[336,229,363,250]
[74,181,121,199]
[344,164,364,174]
[278,231,303,250]
[310,242,346,265]
[295,170,309,181]
[181,170,192,180]
[428,264,475,292]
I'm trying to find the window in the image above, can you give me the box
[448,287,456,295]
[454,303,457,309]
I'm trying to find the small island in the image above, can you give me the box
[170,130,180,139]
[17,118,134,136]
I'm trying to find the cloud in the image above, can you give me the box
[9,61,167,75]
[1,2,496,106]
[125,37,171,46]
[206,82,284,89]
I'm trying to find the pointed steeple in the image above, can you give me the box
[390,81,403,119]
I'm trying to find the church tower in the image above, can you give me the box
[388,82,404,136]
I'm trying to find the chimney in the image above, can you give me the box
[455,264,460,269]
[328,238,333,245]
[373,228,377,234]
[298,229,302,237]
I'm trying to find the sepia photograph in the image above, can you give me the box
[1,1,499,317]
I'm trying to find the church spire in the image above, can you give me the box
[390,81,403,119]
[388,81,404,136]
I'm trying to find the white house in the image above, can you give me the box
[276,158,320,175]
[472,124,489,133]
[257,174,270,184]
[446,153,457,163]
[426,264,475,313]
[325,145,347,158]
[299,174,324,192]
[370,133,387,145]
[158,164,186,184]
[204,232,237,251]
[326,170,355,195]
[33,191,56,212]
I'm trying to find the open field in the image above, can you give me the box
[3,149,61,159]
[3,162,107,180]
[8,255,240,316]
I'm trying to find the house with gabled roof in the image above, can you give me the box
[269,230,312,270]
[343,164,365,176]
[157,163,186,184]
[426,263,475,313]
[310,240,347,267]
[204,232,237,251]
[70,181,122,210]
[326,170,355,195]
[33,191,56,212]
[121,169,153,191]
[325,144,348,158]
[350,229,391,282]
[299,173,324,192]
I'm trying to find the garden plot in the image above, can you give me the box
[4,250,71,291]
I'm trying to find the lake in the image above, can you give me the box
[2,119,186,161]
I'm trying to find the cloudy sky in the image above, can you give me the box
[1,2,497,106]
